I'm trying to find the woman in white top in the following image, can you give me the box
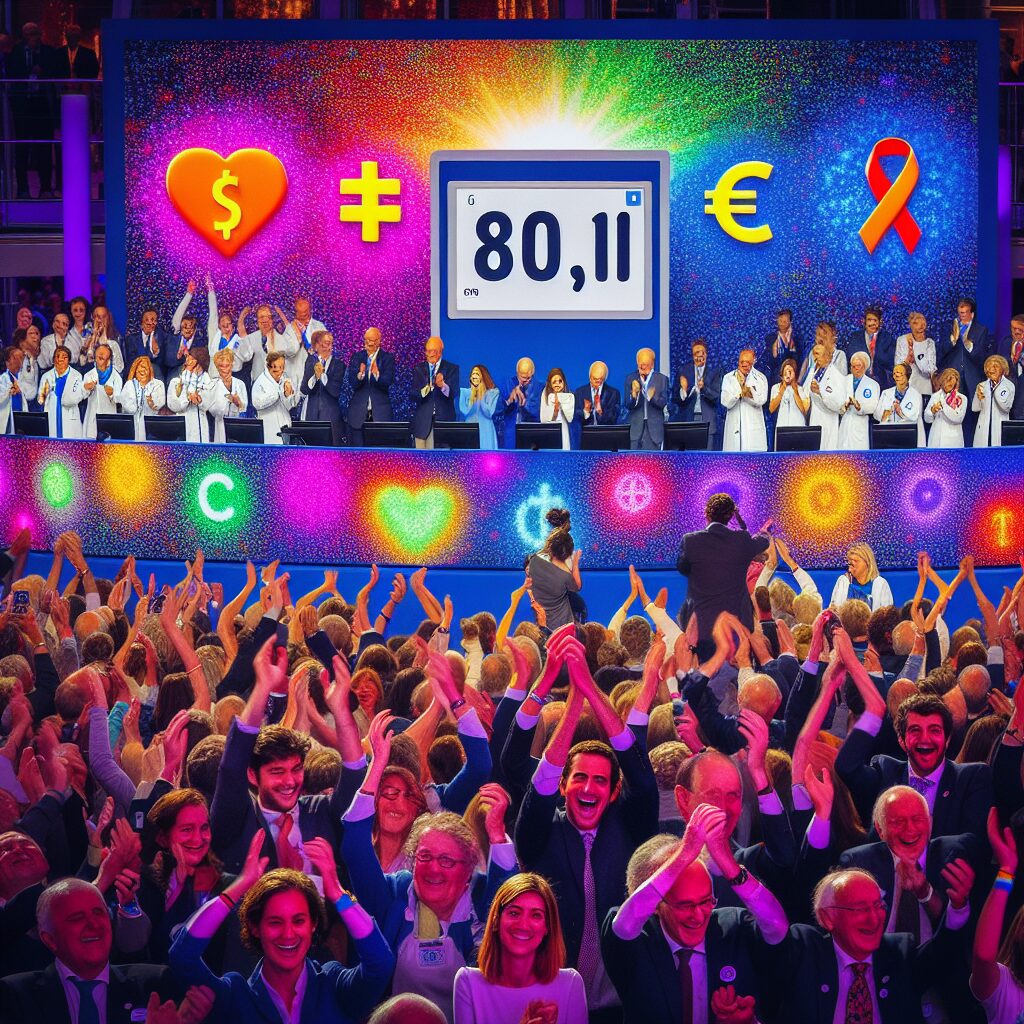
[454,873,586,1024]
[837,351,880,451]
[973,354,1016,448]
[167,347,214,443]
[924,367,967,448]
[829,541,893,610]
[251,351,299,443]
[894,311,937,397]
[768,357,809,447]
[40,312,77,369]
[78,305,125,374]
[202,275,249,375]
[81,342,124,439]
[38,345,85,439]
[66,295,92,358]
[538,367,575,451]
[119,356,166,441]
[208,348,248,444]
[875,362,924,446]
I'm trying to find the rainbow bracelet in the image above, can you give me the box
[994,872,1015,893]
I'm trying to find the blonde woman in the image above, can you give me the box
[829,542,893,609]
[208,348,248,443]
[924,367,967,448]
[875,361,924,445]
[119,356,166,440]
[894,312,937,397]
[973,354,1016,448]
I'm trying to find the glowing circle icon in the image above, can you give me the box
[197,472,235,523]
[516,482,566,548]
[910,478,943,516]
[614,472,652,515]
[40,462,74,509]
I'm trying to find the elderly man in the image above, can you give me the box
[278,296,327,405]
[410,336,459,449]
[300,330,345,444]
[0,345,38,433]
[572,360,621,445]
[499,356,543,448]
[843,306,896,386]
[624,347,668,450]
[0,832,50,976]
[806,342,846,450]
[673,339,722,449]
[603,814,787,1024]
[721,348,768,451]
[347,326,395,446]
[237,302,295,395]
[996,312,1024,383]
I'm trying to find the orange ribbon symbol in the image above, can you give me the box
[858,137,922,256]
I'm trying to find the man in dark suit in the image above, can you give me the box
[843,306,897,388]
[499,356,543,448]
[346,326,395,446]
[162,313,207,380]
[0,878,177,1024]
[603,810,787,1024]
[763,307,804,383]
[514,633,658,1024]
[672,339,723,449]
[210,636,364,874]
[937,297,990,443]
[996,312,1024,386]
[122,307,169,381]
[54,25,99,79]
[299,328,345,444]
[624,346,669,450]
[410,335,458,449]
[835,689,992,852]
[572,359,621,448]
[5,23,59,199]
[676,492,769,648]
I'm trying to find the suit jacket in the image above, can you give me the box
[835,728,992,852]
[0,962,177,1024]
[937,320,990,394]
[571,382,621,448]
[163,333,208,374]
[300,353,345,439]
[843,328,898,387]
[763,330,805,383]
[601,907,772,1024]
[346,349,395,428]
[514,740,659,969]
[624,370,669,443]
[671,362,722,432]
[996,333,1024,379]
[499,374,544,447]
[410,358,459,439]
[54,45,100,79]
[123,329,170,370]
[676,522,769,641]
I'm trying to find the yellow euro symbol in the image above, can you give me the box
[704,161,774,244]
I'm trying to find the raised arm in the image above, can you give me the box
[972,808,1019,1001]
[410,566,444,624]
[216,559,257,665]
[495,575,530,648]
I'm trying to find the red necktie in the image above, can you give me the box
[868,333,877,357]
[274,813,303,869]
[1013,340,1022,365]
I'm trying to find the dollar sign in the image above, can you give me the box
[212,169,241,241]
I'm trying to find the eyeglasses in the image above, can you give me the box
[380,787,417,802]
[831,900,887,915]
[663,896,717,914]
[414,851,467,870]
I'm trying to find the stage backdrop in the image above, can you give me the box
[103,21,997,420]
[4,438,1022,570]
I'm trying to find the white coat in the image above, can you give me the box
[119,378,167,441]
[770,381,808,447]
[39,332,80,369]
[538,390,576,451]
[0,367,38,433]
[972,376,1016,447]
[721,368,768,452]
[837,374,880,451]
[894,334,937,396]
[208,376,249,444]
[875,386,924,446]
[167,371,215,443]
[807,364,846,450]
[244,330,298,384]
[39,368,85,438]
[205,289,246,374]
[77,335,125,374]
[251,370,299,443]
[924,389,967,448]
[283,317,327,401]
[81,368,124,439]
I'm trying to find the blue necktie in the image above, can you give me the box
[71,978,100,1024]
[694,368,702,415]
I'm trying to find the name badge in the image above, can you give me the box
[131,1010,148,1022]
[418,941,447,968]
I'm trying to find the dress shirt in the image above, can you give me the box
[306,355,333,391]
[906,761,944,818]
[832,942,880,1024]
[56,958,110,1024]
[262,960,308,1024]
[660,927,708,1024]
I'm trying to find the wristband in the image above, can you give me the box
[379,612,391,623]
[756,784,773,797]
[436,626,450,635]
[726,866,749,887]
[994,876,1014,894]
[917,884,934,904]
[220,891,237,910]
[997,869,1015,884]
[449,697,467,713]
[335,892,358,912]
[528,692,552,706]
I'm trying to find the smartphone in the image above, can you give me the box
[150,593,166,614]
[11,590,30,617]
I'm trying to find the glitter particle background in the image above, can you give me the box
[115,36,980,419]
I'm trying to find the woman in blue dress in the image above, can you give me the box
[459,364,501,450]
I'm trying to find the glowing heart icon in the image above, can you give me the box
[374,485,457,556]
[166,148,288,257]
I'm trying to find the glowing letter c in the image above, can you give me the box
[198,472,235,523]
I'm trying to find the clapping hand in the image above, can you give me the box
[710,985,756,1024]
[941,857,975,910]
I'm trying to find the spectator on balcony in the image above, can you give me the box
[55,25,98,80]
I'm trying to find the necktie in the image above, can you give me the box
[845,962,873,1024]
[677,948,694,1024]
[908,775,932,797]
[694,369,702,415]
[72,977,100,1024]
[274,813,303,870]
[869,333,877,358]
[894,880,920,943]
[577,832,601,996]
[1013,340,1023,366]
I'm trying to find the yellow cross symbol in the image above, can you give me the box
[339,161,402,242]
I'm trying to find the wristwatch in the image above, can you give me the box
[726,866,749,887]
[449,697,467,713]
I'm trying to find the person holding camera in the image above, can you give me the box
[827,542,892,610]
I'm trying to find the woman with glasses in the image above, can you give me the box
[342,713,517,1023]
[453,873,585,1024]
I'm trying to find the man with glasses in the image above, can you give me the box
[603,807,788,1024]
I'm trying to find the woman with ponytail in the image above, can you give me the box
[526,509,583,631]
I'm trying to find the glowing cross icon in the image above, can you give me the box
[339,161,402,242]
[615,472,653,515]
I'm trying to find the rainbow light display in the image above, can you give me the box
[1,438,1022,570]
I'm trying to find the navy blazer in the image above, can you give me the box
[163,333,208,374]
[671,362,722,432]
[838,835,968,908]
[570,382,621,448]
[410,358,459,439]
[498,374,543,448]
[937,320,990,394]
[762,330,805,383]
[347,349,395,428]
[123,329,170,370]
[843,328,898,387]
[623,370,669,444]
[514,738,659,969]
[601,906,774,1024]
[300,353,346,441]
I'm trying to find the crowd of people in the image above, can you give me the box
[0,496,1022,1023]
[4,287,1024,450]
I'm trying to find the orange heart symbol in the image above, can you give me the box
[166,148,288,257]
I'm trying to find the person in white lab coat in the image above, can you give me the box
[167,347,215,443]
[972,354,1016,448]
[239,304,297,399]
[924,368,967,448]
[39,312,77,370]
[0,345,38,433]
[119,356,167,441]
[721,347,768,452]
[894,312,937,399]
[38,345,85,438]
[538,367,576,451]
[277,296,327,411]
[81,342,123,439]
[806,342,846,450]
[208,348,249,444]
[77,305,125,374]
[252,351,299,443]
[768,357,809,448]
[875,362,924,446]
[799,321,847,381]
[205,275,247,374]
[837,351,879,451]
